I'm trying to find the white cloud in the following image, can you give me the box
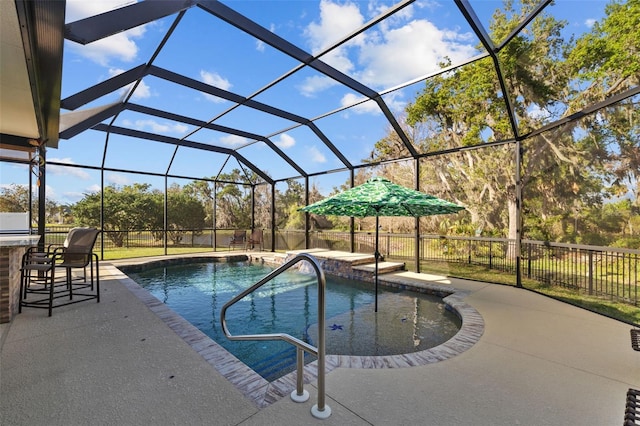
[106,173,130,185]
[275,133,295,149]
[87,184,102,193]
[303,0,364,78]
[305,0,365,53]
[65,0,137,22]
[62,191,88,203]
[219,134,248,147]
[526,104,550,120]
[340,93,381,115]
[66,1,145,66]
[127,119,189,135]
[357,20,476,88]
[298,75,339,98]
[308,146,326,163]
[127,80,151,99]
[585,18,596,28]
[301,0,476,94]
[47,158,91,179]
[108,68,151,100]
[256,23,276,52]
[200,70,232,102]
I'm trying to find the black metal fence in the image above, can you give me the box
[41,227,639,306]
[273,230,639,306]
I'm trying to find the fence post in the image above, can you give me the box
[527,243,532,278]
[489,241,493,270]
[588,251,593,296]
[386,233,390,257]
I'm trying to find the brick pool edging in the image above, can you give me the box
[106,253,484,408]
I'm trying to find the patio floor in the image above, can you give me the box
[1,252,638,425]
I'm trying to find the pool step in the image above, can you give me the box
[352,261,405,275]
[287,249,376,266]
[250,252,287,266]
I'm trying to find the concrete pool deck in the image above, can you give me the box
[2,251,639,425]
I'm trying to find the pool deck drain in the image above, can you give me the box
[108,251,484,408]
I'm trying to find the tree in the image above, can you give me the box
[0,183,65,224]
[276,179,326,230]
[72,183,161,246]
[184,170,259,230]
[166,183,206,244]
[0,184,31,212]
[402,0,584,241]
[367,0,638,244]
[567,0,640,204]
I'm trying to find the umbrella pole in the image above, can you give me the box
[374,216,379,313]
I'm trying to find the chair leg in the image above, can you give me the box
[95,256,100,303]
[90,257,95,291]
[19,267,25,313]
[66,267,73,300]
[48,267,55,317]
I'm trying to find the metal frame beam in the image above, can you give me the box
[65,0,197,44]
[91,124,274,185]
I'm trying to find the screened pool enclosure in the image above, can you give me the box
[1,1,638,298]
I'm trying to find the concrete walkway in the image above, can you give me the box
[2,254,638,425]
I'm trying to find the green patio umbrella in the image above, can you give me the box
[300,176,464,312]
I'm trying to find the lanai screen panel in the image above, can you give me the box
[152,6,301,98]
[234,140,301,181]
[130,74,238,123]
[101,133,175,175]
[263,125,347,176]
[61,4,170,107]
[312,170,352,198]
[111,109,193,142]
[53,129,107,169]
[210,103,301,138]
[45,166,102,206]
[312,103,404,168]
[402,56,514,156]
[251,66,366,120]
[169,145,233,181]
[317,2,483,93]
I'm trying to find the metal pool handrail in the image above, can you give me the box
[220,253,331,419]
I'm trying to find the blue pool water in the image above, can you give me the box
[127,260,461,381]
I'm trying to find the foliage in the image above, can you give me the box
[0,183,69,224]
[72,183,206,246]
[73,184,161,246]
[363,0,640,245]
[0,184,30,212]
[166,183,207,244]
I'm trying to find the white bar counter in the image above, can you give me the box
[0,235,40,323]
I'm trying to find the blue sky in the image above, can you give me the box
[2,0,609,204]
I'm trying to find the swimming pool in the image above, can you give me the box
[126,259,461,381]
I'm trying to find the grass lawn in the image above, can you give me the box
[391,257,640,325]
[100,246,230,260]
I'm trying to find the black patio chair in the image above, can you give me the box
[20,227,100,316]
[631,329,640,352]
[228,230,247,250]
[245,229,263,251]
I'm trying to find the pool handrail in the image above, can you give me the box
[220,253,331,419]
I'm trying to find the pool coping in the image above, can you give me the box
[108,252,484,409]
